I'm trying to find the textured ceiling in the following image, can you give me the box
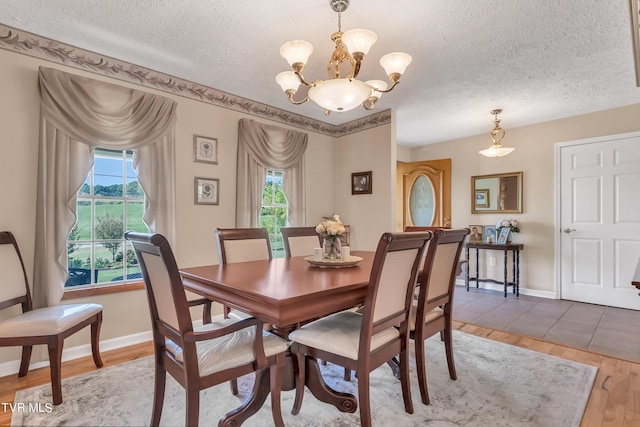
[1,0,639,147]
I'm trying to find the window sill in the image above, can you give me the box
[62,281,144,300]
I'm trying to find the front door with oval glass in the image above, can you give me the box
[396,159,451,230]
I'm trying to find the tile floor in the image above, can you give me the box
[453,285,640,362]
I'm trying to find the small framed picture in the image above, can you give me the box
[483,225,497,243]
[474,189,489,208]
[194,177,219,205]
[497,227,511,244]
[468,225,484,243]
[352,171,372,195]
[193,135,218,164]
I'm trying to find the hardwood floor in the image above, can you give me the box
[1,322,638,426]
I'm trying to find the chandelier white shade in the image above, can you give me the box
[308,78,374,112]
[275,0,411,114]
[479,109,516,158]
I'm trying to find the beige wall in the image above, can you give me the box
[0,48,395,367]
[410,104,640,295]
[336,122,396,251]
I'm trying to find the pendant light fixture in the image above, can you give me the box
[479,109,515,158]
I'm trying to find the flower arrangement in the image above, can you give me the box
[316,214,345,260]
[316,214,345,241]
[496,218,520,233]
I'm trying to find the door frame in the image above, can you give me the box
[554,130,640,300]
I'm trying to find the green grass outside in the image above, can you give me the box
[74,201,147,240]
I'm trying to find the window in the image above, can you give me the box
[259,170,288,258]
[65,148,149,288]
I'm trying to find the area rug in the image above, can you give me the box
[11,331,597,426]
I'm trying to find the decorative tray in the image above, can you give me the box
[304,255,363,268]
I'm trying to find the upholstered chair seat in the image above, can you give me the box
[165,318,289,376]
[0,303,102,337]
[407,305,443,332]
[289,311,399,360]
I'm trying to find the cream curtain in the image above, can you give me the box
[236,119,308,227]
[35,67,177,307]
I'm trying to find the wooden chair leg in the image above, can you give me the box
[415,335,430,405]
[151,360,166,427]
[91,314,104,368]
[357,371,372,427]
[343,367,351,381]
[185,385,200,427]
[230,379,239,395]
[47,337,64,405]
[291,345,306,415]
[270,354,285,427]
[18,345,33,377]
[399,348,414,414]
[203,302,212,324]
[444,327,457,380]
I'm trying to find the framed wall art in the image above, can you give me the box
[351,171,372,195]
[193,135,218,164]
[194,177,219,205]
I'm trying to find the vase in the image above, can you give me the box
[322,237,342,260]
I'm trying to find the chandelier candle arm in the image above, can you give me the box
[275,0,411,114]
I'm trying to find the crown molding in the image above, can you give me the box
[0,24,390,137]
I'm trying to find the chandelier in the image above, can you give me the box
[275,0,412,115]
[478,109,516,158]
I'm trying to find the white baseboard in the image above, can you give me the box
[0,318,216,379]
[0,330,152,378]
[455,279,556,299]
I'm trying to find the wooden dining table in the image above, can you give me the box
[179,251,376,421]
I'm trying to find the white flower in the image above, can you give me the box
[496,218,520,233]
[317,214,345,238]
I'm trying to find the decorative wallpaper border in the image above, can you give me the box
[0,24,391,137]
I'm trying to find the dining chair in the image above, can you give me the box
[410,228,469,405]
[289,231,433,427]
[214,227,272,319]
[125,231,288,427]
[215,227,274,395]
[281,225,355,379]
[0,231,103,405]
[405,225,467,277]
[280,226,321,258]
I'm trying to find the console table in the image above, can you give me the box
[465,242,524,297]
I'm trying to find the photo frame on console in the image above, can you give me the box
[497,227,511,244]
